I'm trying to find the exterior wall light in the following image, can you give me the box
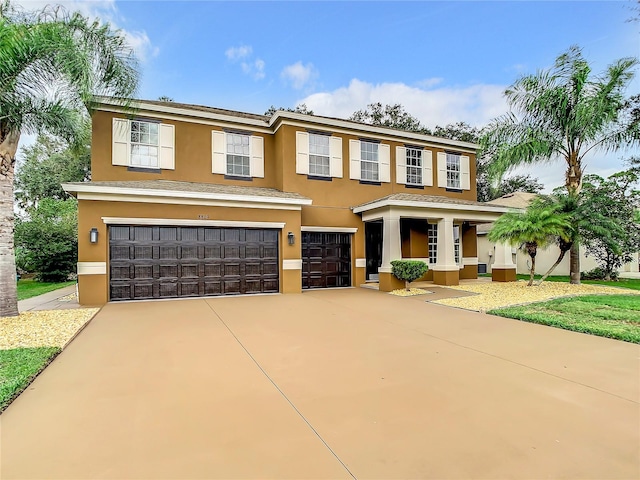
[287,232,295,245]
[90,227,99,244]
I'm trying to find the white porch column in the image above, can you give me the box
[378,212,401,274]
[432,216,457,272]
[492,242,516,269]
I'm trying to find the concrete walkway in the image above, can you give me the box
[2,288,638,479]
[17,284,79,312]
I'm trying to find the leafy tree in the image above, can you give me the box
[488,201,571,286]
[14,198,77,281]
[0,1,139,316]
[390,260,428,291]
[580,171,640,280]
[535,192,620,283]
[432,122,480,142]
[349,102,429,133]
[264,104,314,116]
[14,128,91,211]
[157,96,174,102]
[480,46,639,284]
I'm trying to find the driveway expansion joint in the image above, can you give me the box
[204,300,357,480]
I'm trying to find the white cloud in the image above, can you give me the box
[225,45,253,61]
[14,0,157,62]
[299,78,507,129]
[281,61,317,90]
[226,45,265,81]
[415,77,444,88]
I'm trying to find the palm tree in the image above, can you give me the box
[480,46,639,284]
[0,1,139,317]
[488,202,571,286]
[535,193,622,284]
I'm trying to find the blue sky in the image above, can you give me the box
[18,0,640,190]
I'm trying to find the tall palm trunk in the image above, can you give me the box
[525,242,537,286]
[569,241,581,285]
[537,239,572,285]
[0,127,21,317]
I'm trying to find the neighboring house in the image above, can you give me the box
[63,98,514,305]
[477,192,640,276]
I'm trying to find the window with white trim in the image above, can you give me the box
[446,153,461,189]
[130,120,159,168]
[361,141,379,181]
[226,133,250,177]
[406,147,422,185]
[428,223,438,264]
[453,225,461,264]
[309,133,330,177]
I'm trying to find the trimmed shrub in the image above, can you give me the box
[390,260,429,291]
[581,267,619,281]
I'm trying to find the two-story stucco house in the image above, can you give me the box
[62,98,516,305]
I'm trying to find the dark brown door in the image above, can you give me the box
[302,232,351,289]
[109,226,279,301]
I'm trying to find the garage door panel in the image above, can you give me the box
[302,232,351,289]
[109,226,279,301]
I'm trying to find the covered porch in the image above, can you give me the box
[353,194,518,292]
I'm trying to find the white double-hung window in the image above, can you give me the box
[295,131,343,178]
[112,118,175,170]
[349,139,390,182]
[396,146,433,186]
[446,153,461,189]
[212,130,264,178]
[360,141,379,181]
[130,120,159,168]
[226,133,251,177]
[309,133,330,177]
[436,151,470,190]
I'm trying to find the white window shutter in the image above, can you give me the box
[437,152,447,188]
[422,150,433,186]
[349,139,361,180]
[251,135,264,178]
[396,146,406,185]
[379,144,390,183]
[211,131,226,174]
[112,118,129,166]
[460,155,470,190]
[296,131,309,175]
[158,124,175,170]
[330,136,343,178]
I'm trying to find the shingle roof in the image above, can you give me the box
[487,191,539,209]
[63,180,311,201]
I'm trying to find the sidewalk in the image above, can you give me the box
[18,285,80,312]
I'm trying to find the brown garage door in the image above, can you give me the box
[109,225,279,301]
[302,232,351,289]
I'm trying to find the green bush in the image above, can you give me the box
[390,260,429,291]
[581,267,619,281]
[14,198,78,282]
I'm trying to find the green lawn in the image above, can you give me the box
[16,279,76,301]
[489,295,640,343]
[0,347,61,412]
[479,273,640,291]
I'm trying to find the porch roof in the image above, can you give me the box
[352,193,517,215]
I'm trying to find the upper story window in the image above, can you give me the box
[295,131,343,179]
[446,153,461,189]
[309,134,330,177]
[112,118,175,170]
[212,130,264,179]
[360,141,379,181]
[436,151,470,191]
[130,120,159,168]
[406,147,422,185]
[226,133,251,177]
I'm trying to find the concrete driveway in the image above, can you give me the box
[2,288,638,479]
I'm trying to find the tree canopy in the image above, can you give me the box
[264,104,314,116]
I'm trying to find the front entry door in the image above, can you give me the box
[365,221,383,281]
